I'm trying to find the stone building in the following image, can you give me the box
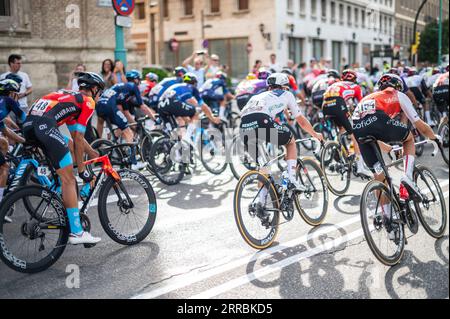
[394,0,449,61]
[0,0,141,101]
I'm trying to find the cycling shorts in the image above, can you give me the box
[312,90,325,108]
[353,110,410,171]
[22,116,73,170]
[433,85,449,113]
[158,98,196,118]
[322,97,353,134]
[236,94,252,111]
[410,87,426,105]
[240,113,293,147]
[96,99,129,130]
[203,97,221,114]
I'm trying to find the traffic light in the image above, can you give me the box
[415,32,421,46]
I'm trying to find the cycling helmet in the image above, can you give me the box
[77,72,105,91]
[126,70,142,81]
[183,73,198,85]
[407,67,418,77]
[327,69,341,79]
[0,79,20,94]
[246,73,257,80]
[215,71,227,81]
[267,73,290,89]
[387,68,400,75]
[5,73,23,85]
[377,74,404,92]
[341,69,357,83]
[258,68,272,80]
[174,66,188,78]
[281,68,293,76]
[146,72,159,82]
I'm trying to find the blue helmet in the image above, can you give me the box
[215,71,227,81]
[126,70,142,81]
[5,73,23,85]
[0,79,21,94]
[174,66,188,78]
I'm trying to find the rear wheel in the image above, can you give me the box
[148,137,185,186]
[320,141,351,196]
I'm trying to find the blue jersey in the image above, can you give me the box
[0,96,26,130]
[98,82,143,106]
[149,77,182,106]
[161,83,204,105]
[199,78,229,101]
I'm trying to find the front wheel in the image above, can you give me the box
[97,169,157,245]
[148,137,185,186]
[320,141,351,196]
[437,121,449,166]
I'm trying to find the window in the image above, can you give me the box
[361,9,365,28]
[321,0,327,20]
[331,2,336,23]
[299,0,306,15]
[339,4,344,25]
[289,37,304,64]
[164,41,194,66]
[400,25,403,43]
[311,0,317,17]
[209,38,249,78]
[347,6,352,26]
[354,8,358,27]
[384,16,387,34]
[163,0,169,18]
[237,0,249,11]
[287,0,294,13]
[183,0,193,16]
[0,0,10,16]
[348,42,357,65]
[332,41,342,70]
[312,39,324,60]
[389,17,392,34]
[135,2,146,20]
[211,0,220,13]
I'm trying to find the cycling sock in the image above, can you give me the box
[286,160,297,181]
[403,155,415,180]
[66,208,83,235]
[184,123,196,142]
[219,107,225,118]
[0,188,4,202]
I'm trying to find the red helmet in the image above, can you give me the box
[377,74,404,92]
[341,69,357,83]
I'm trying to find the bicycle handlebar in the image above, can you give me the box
[390,139,440,158]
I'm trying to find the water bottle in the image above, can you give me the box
[80,183,91,201]
[281,171,289,191]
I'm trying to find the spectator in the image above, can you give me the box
[252,60,262,75]
[0,54,33,113]
[182,51,207,87]
[101,59,115,88]
[66,63,86,91]
[112,60,127,84]
[205,53,221,80]
[268,53,282,73]
[286,59,299,80]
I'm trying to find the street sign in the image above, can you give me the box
[116,15,132,28]
[113,0,135,16]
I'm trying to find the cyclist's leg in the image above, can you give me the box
[0,138,8,202]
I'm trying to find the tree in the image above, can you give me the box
[418,19,449,64]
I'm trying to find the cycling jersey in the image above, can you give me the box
[433,72,449,113]
[311,78,337,108]
[426,73,441,89]
[29,90,95,134]
[241,89,300,120]
[434,72,449,87]
[323,81,363,104]
[0,96,26,130]
[98,83,143,111]
[148,77,182,106]
[199,78,229,101]
[140,80,156,97]
[235,79,267,110]
[161,83,203,105]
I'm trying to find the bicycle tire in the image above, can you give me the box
[437,121,449,166]
[0,186,69,273]
[200,125,228,175]
[413,165,447,238]
[98,169,157,245]
[360,181,405,266]
[320,141,351,196]
[148,137,185,186]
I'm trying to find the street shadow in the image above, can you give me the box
[384,250,449,299]
[333,195,362,215]
[245,224,375,298]
[434,235,449,264]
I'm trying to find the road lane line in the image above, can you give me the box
[190,228,365,299]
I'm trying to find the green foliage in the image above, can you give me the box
[142,67,170,81]
[418,19,449,64]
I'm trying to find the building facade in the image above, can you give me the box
[132,0,395,78]
[394,0,449,61]
[0,0,141,101]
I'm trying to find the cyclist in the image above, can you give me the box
[199,71,235,121]
[158,73,220,143]
[140,72,159,97]
[311,69,340,108]
[235,68,270,110]
[148,66,187,110]
[240,73,323,196]
[386,67,419,110]
[322,69,371,176]
[405,67,434,126]
[432,66,449,117]
[353,74,439,212]
[426,67,442,91]
[0,79,26,209]
[22,72,105,245]
[281,67,306,103]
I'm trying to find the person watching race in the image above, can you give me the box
[22,72,105,245]
[322,69,371,177]
[240,73,323,197]
[158,73,220,145]
[199,71,235,121]
[0,79,27,211]
[352,74,440,235]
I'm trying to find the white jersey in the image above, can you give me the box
[426,73,441,88]
[241,89,300,119]
[406,75,424,88]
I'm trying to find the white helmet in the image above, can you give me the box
[267,73,290,88]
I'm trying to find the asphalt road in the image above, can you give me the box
[0,144,448,299]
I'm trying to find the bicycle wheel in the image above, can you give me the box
[234,171,280,250]
[320,141,351,196]
[0,186,69,273]
[360,181,405,266]
[200,126,228,175]
[294,158,328,226]
[413,165,447,238]
[98,169,157,245]
[437,121,449,166]
[148,137,185,186]
[229,135,258,180]
[140,131,165,173]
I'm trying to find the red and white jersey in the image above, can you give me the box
[434,72,449,88]
[323,81,363,103]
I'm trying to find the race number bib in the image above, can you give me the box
[30,99,54,116]
[355,99,376,119]
[37,166,49,177]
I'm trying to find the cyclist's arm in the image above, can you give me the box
[288,93,322,141]
[72,130,87,173]
[4,117,19,130]
[1,126,25,144]
[398,92,434,140]
[406,89,418,107]
[8,98,26,125]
